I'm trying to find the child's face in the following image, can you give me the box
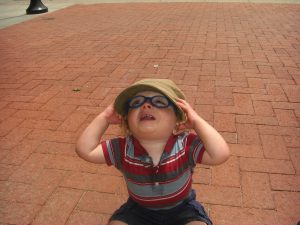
[127,91,177,140]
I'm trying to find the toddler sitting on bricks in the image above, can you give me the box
[76,78,230,225]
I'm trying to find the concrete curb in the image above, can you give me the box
[0,0,299,29]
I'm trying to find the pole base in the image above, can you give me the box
[26,0,48,14]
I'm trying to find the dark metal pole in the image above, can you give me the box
[26,0,48,14]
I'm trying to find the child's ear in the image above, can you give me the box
[173,122,188,135]
[120,116,131,136]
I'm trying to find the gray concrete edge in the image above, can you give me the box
[0,0,299,29]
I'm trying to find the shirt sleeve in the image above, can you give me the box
[186,133,206,166]
[100,137,126,169]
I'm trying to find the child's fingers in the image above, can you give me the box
[176,98,191,107]
[176,99,191,112]
[175,98,186,104]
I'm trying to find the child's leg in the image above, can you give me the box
[185,222,207,225]
[108,221,128,225]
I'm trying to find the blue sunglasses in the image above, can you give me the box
[127,95,172,109]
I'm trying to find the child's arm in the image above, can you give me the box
[76,104,121,164]
[176,99,230,165]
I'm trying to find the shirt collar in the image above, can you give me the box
[132,134,178,157]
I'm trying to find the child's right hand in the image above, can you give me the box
[101,104,122,125]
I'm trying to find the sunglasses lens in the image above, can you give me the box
[128,96,145,108]
[128,95,170,109]
[152,96,169,108]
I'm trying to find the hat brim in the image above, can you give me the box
[114,83,186,122]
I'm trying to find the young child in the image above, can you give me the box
[76,79,230,225]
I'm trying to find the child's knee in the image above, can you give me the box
[108,220,128,225]
[185,221,207,225]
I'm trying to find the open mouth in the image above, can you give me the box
[140,114,156,121]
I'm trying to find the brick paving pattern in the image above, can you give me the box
[0,2,299,225]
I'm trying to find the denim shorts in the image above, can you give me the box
[109,190,213,225]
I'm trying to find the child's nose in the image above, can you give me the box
[142,101,152,109]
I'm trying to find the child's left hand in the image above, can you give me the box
[177,99,230,166]
[175,98,200,131]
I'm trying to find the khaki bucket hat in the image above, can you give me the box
[114,79,186,122]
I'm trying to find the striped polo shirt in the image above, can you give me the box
[101,132,205,209]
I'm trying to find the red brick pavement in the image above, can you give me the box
[0,2,299,225]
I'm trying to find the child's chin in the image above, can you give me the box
[139,117,156,122]
[135,129,159,137]
[139,127,157,134]
[139,129,172,139]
